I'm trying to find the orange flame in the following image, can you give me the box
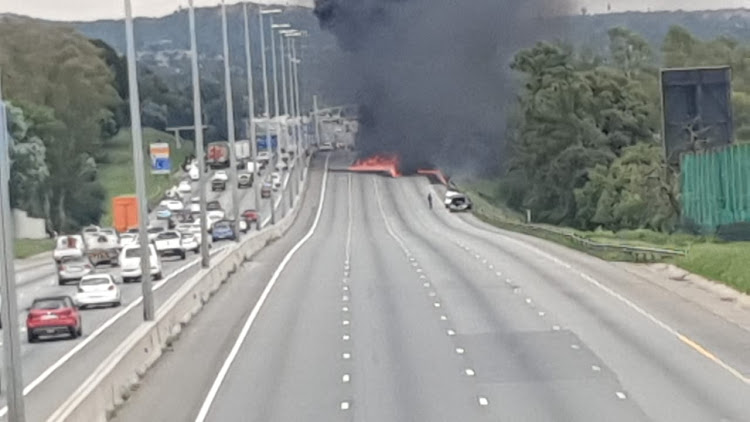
[349,154,401,177]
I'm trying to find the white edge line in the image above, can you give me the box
[194,155,330,422]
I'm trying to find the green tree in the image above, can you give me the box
[607,27,654,79]
[575,143,679,231]
[6,103,50,218]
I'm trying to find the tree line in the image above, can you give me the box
[501,25,750,233]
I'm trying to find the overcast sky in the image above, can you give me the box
[0,0,746,21]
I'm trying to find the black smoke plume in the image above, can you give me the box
[314,0,574,174]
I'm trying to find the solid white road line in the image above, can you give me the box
[0,247,227,418]
[194,155,330,422]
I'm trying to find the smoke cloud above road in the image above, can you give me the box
[313,0,574,174]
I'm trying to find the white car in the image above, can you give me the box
[270,172,282,190]
[119,233,138,247]
[206,214,224,230]
[147,226,166,242]
[180,232,199,253]
[53,235,86,263]
[189,203,200,214]
[207,209,226,221]
[153,231,187,260]
[319,142,334,151]
[212,170,228,182]
[119,244,163,283]
[160,199,185,212]
[178,180,192,194]
[275,161,289,172]
[256,151,272,163]
[75,274,121,308]
[189,165,200,181]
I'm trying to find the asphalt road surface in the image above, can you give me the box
[0,162,301,421]
[114,152,749,422]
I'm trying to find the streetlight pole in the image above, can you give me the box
[259,9,281,225]
[243,3,261,230]
[290,35,304,176]
[188,0,210,267]
[125,0,154,322]
[221,0,240,240]
[0,84,26,422]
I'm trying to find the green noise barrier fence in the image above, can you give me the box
[681,143,750,233]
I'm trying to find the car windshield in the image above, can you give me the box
[61,257,87,265]
[207,202,221,210]
[32,299,66,310]
[157,232,180,240]
[80,277,110,286]
[125,247,151,258]
[214,222,230,230]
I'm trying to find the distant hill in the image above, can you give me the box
[566,9,750,53]
[30,7,750,115]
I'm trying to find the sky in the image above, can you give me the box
[0,0,746,21]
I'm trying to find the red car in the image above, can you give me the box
[26,296,82,343]
[242,209,259,224]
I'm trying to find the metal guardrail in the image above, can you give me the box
[475,212,687,262]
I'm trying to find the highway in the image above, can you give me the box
[0,160,300,421]
[112,151,750,422]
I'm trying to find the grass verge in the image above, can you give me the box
[463,179,750,295]
[98,128,194,227]
[14,238,55,259]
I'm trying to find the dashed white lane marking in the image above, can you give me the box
[538,311,545,316]
[525,298,532,304]
[428,291,437,297]
[343,285,349,291]
[340,401,350,410]
[416,268,423,273]
[342,306,349,312]
[343,334,350,341]
[419,275,427,280]
[465,368,475,376]
[552,325,561,331]
[474,254,481,259]
[488,265,494,269]
[447,329,456,336]
[571,344,580,350]
[423,282,430,287]
[342,353,351,360]
[342,374,350,383]
[455,347,465,355]
[194,155,331,422]
[440,315,448,321]
[496,272,502,277]
[478,397,489,406]
[342,295,349,302]
[342,320,350,326]
[505,278,512,284]
[433,302,441,308]
[591,365,601,372]
[616,392,627,400]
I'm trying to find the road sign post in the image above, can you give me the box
[150,142,171,175]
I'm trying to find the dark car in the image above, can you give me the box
[238,173,253,188]
[212,220,237,242]
[26,296,82,343]
[211,179,226,192]
[261,183,272,199]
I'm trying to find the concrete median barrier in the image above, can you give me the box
[46,159,314,422]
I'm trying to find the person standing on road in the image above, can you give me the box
[427,193,433,209]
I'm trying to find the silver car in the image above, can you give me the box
[57,256,94,286]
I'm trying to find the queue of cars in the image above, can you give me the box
[35,160,281,343]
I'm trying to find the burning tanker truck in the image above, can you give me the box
[347,154,472,212]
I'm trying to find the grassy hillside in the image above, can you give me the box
[98,128,194,226]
